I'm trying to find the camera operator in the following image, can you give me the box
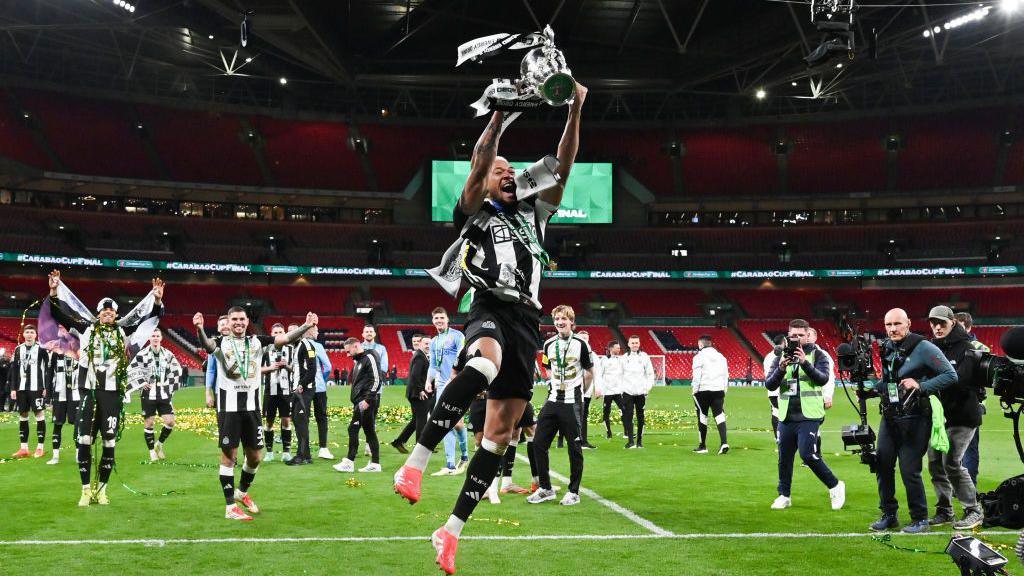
[866,308,957,534]
[765,319,845,511]
[926,306,984,529]
[764,335,786,441]
[955,312,989,488]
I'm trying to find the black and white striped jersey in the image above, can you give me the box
[128,346,184,401]
[11,343,47,392]
[48,353,80,402]
[76,324,132,392]
[213,335,276,413]
[291,339,319,393]
[453,198,558,311]
[541,334,594,404]
[262,344,294,396]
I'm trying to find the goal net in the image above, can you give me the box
[649,354,667,387]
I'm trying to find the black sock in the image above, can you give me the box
[19,419,29,443]
[220,470,235,505]
[99,445,115,483]
[144,428,155,450]
[418,366,489,451]
[265,429,275,451]
[281,427,292,453]
[239,465,257,493]
[36,419,45,445]
[159,425,173,444]
[717,421,728,445]
[452,445,503,521]
[78,444,92,485]
[503,443,517,477]
[52,424,62,450]
[697,421,708,446]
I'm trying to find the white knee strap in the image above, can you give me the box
[465,356,499,385]
[715,413,727,425]
[480,437,508,456]
[19,416,28,422]
[242,462,259,474]
[35,414,45,422]
[103,439,116,448]
[698,412,708,425]
[508,438,519,447]
[79,435,93,446]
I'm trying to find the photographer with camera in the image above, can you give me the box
[765,319,845,511]
[926,306,984,529]
[866,308,957,534]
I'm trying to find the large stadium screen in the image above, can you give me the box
[431,160,613,224]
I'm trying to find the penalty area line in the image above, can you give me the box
[1,531,1020,546]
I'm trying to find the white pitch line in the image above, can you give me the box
[516,454,675,536]
[1,531,1019,546]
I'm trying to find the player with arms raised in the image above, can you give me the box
[393,82,587,574]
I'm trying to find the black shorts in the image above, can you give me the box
[141,398,174,417]
[218,410,265,450]
[468,397,487,433]
[463,294,541,401]
[15,390,45,413]
[263,394,292,420]
[52,400,79,425]
[78,390,123,442]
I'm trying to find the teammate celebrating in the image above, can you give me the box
[46,349,79,464]
[424,307,468,476]
[287,324,319,466]
[194,307,317,521]
[394,82,587,575]
[261,323,294,462]
[333,338,383,473]
[48,270,164,506]
[10,324,48,459]
[621,335,655,449]
[528,305,593,506]
[128,329,183,461]
[601,341,625,440]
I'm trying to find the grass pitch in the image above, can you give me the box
[0,385,1019,575]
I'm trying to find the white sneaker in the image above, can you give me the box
[526,488,557,504]
[829,480,846,510]
[155,442,166,460]
[771,495,792,510]
[333,458,355,473]
[149,450,159,462]
[718,444,730,455]
[453,460,468,474]
[358,463,382,473]
[281,452,293,463]
[486,488,501,504]
[265,451,275,462]
[431,466,456,476]
[559,492,581,506]
[318,447,335,460]
[46,455,59,465]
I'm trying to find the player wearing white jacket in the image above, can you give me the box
[691,335,730,455]
[600,342,626,441]
[807,328,835,458]
[620,335,655,449]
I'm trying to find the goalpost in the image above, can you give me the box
[649,354,667,387]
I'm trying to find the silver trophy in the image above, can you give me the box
[518,26,575,106]
[459,25,575,117]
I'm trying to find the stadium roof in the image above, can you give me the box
[1,0,1023,123]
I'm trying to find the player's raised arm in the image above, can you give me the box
[542,82,588,207]
[275,312,318,348]
[458,110,505,216]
